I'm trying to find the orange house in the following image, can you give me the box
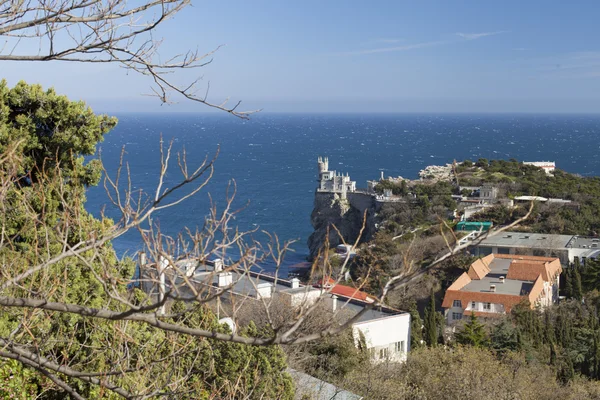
[442,254,562,323]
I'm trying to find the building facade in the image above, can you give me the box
[523,161,556,174]
[442,253,562,324]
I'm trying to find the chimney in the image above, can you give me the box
[332,295,338,312]
[499,276,505,284]
[214,258,223,272]
[490,284,496,292]
[138,251,147,267]
[290,278,300,289]
[218,271,233,288]
[256,282,272,299]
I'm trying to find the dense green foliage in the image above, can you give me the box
[423,291,438,347]
[0,81,293,398]
[455,312,489,348]
[333,346,600,399]
[460,159,600,236]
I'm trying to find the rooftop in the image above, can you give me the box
[172,260,400,324]
[476,231,573,249]
[462,257,533,296]
[442,254,562,312]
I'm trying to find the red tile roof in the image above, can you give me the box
[442,253,561,314]
[317,278,375,303]
[467,254,494,280]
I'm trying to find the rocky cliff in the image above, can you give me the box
[307,192,378,260]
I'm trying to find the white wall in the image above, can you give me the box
[352,313,410,363]
[445,302,505,324]
[287,289,322,308]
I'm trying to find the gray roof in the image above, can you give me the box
[288,369,363,400]
[476,231,573,250]
[476,231,600,252]
[460,257,534,296]
[185,261,399,324]
[566,236,600,250]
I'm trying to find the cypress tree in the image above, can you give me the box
[550,340,557,366]
[582,257,600,293]
[544,310,556,345]
[564,267,574,299]
[408,301,424,348]
[423,290,438,347]
[574,267,584,301]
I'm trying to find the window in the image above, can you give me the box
[395,341,405,353]
[483,302,491,311]
[452,312,463,320]
[478,246,493,256]
[379,348,389,359]
[471,301,476,309]
[453,300,461,307]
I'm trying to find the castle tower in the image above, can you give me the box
[318,156,326,173]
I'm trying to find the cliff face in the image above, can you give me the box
[307,192,377,261]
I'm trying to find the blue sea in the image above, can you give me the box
[86,113,600,273]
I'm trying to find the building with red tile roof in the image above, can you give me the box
[443,253,562,324]
[317,278,376,303]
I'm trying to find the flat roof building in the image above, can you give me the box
[472,231,600,264]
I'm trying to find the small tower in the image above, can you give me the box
[317,156,329,173]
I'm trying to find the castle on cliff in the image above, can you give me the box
[317,156,356,199]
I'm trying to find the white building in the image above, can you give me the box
[317,156,356,198]
[472,231,600,265]
[140,256,411,364]
[523,161,555,174]
[351,310,410,362]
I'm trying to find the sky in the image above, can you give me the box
[3,1,600,113]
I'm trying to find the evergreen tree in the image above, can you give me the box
[558,355,576,384]
[563,267,574,299]
[0,81,294,398]
[423,290,438,347]
[455,312,489,348]
[491,319,519,353]
[581,257,600,293]
[574,267,584,301]
[408,301,424,348]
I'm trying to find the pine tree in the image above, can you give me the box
[455,312,489,348]
[491,320,519,353]
[423,290,438,347]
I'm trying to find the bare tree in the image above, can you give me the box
[0,0,257,117]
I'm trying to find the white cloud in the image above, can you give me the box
[371,38,405,44]
[456,31,508,40]
[342,40,446,56]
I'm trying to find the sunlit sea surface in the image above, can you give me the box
[86,113,600,273]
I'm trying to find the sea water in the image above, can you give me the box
[85,113,600,273]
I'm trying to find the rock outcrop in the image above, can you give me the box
[307,192,377,261]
